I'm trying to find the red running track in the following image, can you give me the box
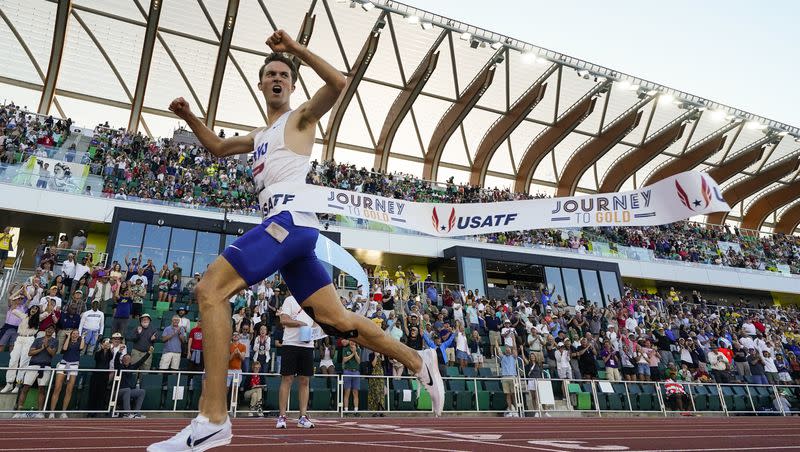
[0,416,798,451]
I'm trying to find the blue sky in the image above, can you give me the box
[400,0,800,127]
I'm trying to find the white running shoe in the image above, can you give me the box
[59,413,68,419]
[147,415,232,452]
[134,414,147,419]
[0,384,13,393]
[11,412,26,419]
[34,412,45,419]
[11,386,19,394]
[297,415,315,429]
[48,413,55,419]
[415,348,445,417]
[275,415,287,429]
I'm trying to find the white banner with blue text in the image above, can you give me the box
[260,171,730,238]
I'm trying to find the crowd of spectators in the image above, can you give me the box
[5,240,800,417]
[2,101,797,276]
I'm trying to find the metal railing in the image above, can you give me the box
[0,249,24,307]
[2,364,800,418]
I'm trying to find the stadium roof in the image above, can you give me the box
[1,0,800,233]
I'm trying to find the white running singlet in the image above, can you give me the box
[252,109,320,229]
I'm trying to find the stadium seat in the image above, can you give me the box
[478,367,495,378]
[462,367,477,377]
[445,366,460,377]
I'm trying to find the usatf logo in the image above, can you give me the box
[432,207,456,233]
[675,176,711,211]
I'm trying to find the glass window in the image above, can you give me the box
[112,221,144,263]
[580,269,602,307]
[544,266,564,306]
[224,234,238,249]
[600,271,622,304]
[461,257,485,294]
[142,224,171,268]
[167,228,196,279]
[561,268,582,306]
[193,231,221,276]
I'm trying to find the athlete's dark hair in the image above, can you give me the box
[258,53,298,84]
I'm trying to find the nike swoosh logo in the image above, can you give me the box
[188,429,223,447]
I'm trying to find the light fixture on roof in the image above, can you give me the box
[778,130,790,137]
[646,89,659,96]
[460,31,472,40]
[405,15,420,24]
[421,22,433,30]
[490,41,503,50]
[521,51,536,64]
[360,1,374,11]
[617,80,632,91]
[658,93,675,104]
[709,110,727,121]
[470,38,480,49]
[594,75,607,83]
[336,0,347,3]
[746,120,767,130]
[576,69,590,79]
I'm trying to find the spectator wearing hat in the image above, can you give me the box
[160,315,187,371]
[129,271,148,318]
[109,331,127,370]
[61,253,77,293]
[116,345,153,418]
[91,271,114,312]
[501,318,516,349]
[175,306,191,332]
[554,341,571,379]
[129,313,158,370]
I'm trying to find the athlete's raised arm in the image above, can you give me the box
[266,29,345,129]
[168,97,256,157]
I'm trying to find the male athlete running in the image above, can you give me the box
[148,30,444,452]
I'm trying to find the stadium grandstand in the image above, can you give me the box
[0,0,799,450]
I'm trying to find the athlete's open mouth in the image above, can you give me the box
[272,85,282,94]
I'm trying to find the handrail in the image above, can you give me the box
[1,365,799,417]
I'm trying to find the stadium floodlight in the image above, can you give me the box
[576,69,590,78]
[746,120,767,130]
[361,1,374,11]
[405,15,420,24]
[778,130,790,136]
[470,39,480,49]
[421,22,433,30]
[659,93,675,104]
[709,110,727,121]
[490,41,503,50]
[646,89,659,96]
[616,80,632,91]
[521,52,536,64]
[460,31,472,40]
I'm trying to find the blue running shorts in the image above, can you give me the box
[221,211,331,303]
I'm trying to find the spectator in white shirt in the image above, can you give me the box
[79,301,105,355]
[129,268,148,287]
[501,319,516,348]
[61,253,77,290]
